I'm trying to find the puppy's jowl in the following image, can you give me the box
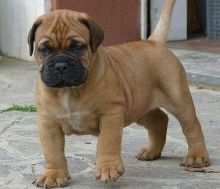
[29,0,210,188]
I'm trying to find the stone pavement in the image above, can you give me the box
[0,49,220,189]
[171,48,220,89]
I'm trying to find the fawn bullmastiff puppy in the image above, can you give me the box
[29,0,210,188]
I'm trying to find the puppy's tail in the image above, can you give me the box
[148,0,176,44]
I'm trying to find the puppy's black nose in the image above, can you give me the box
[54,63,68,72]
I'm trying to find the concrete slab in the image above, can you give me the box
[170,48,220,89]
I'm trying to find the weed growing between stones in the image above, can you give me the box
[0,104,37,113]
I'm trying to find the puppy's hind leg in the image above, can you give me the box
[160,65,210,168]
[136,108,168,161]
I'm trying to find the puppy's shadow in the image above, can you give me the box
[68,176,130,189]
[160,156,182,161]
[156,156,219,167]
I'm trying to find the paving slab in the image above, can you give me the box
[0,50,220,189]
[170,48,220,89]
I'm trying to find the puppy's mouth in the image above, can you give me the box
[41,53,88,88]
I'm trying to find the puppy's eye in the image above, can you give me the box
[70,41,86,51]
[39,47,49,53]
[38,45,51,57]
[38,41,52,54]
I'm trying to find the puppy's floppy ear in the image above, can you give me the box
[28,19,42,56]
[79,15,104,52]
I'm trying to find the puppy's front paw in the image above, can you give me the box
[33,169,70,188]
[180,149,210,168]
[96,159,124,182]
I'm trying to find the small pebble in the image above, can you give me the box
[197,86,204,89]
[85,142,91,144]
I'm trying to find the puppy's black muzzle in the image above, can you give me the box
[54,62,68,73]
[41,53,88,88]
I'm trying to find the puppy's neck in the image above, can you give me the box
[87,47,108,85]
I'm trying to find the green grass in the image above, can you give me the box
[0,104,37,113]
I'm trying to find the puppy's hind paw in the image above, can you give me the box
[136,147,161,161]
[180,150,210,168]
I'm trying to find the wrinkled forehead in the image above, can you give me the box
[35,10,90,48]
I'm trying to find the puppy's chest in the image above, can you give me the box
[56,94,98,134]
[58,109,98,134]
[66,110,91,132]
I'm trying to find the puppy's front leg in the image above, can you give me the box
[34,115,70,188]
[96,113,124,182]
